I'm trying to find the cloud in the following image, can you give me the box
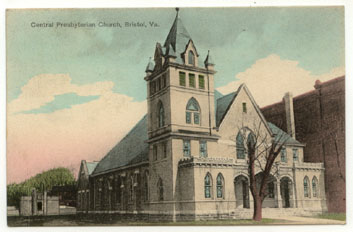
[7,74,147,184]
[217,54,345,107]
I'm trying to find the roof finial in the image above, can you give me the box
[176,7,179,16]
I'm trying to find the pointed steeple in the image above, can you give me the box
[204,50,215,68]
[164,8,192,55]
[145,57,155,73]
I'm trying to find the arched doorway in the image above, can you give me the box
[234,175,250,208]
[255,172,277,208]
[280,177,293,208]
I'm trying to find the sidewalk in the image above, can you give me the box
[270,215,345,225]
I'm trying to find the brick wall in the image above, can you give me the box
[261,76,345,213]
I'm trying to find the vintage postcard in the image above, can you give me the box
[5,6,346,228]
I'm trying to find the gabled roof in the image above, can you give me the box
[216,90,239,127]
[268,122,302,145]
[92,115,149,175]
[215,84,273,136]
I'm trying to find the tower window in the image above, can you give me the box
[188,50,195,66]
[162,74,166,88]
[153,145,157,161]
[242,102,247,113]
[162,142,167,158]
[189,73,195,88]
[150,81,156,95]
[200,141,207,158]
[183,140,191,157]
[186,98,201,125]
[293,149,298,161]
[179,72,186,86]
[157,178,164,201]
[158,101,165,128]
[281,148,287,162]
[157,78,161,91]
[199,75,205,89]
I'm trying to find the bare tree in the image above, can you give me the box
[237,121,288,221]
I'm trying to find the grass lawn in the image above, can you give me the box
[8,215,287,226]
[316,213,346,221]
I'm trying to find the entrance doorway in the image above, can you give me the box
[280,177,292,208]
[234,175,250,208]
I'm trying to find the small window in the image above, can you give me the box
[157,78,161,91]
[129,176,134,202]
[281,148,287,162]
[312,176,318,197]
[183,140,191,157]
[242,102,247,113]
[293,149,298,161]
[200,141,207,158]
[236,132,245,159]
[151,81,156,95]
[204,173,212,198]
[188,50,195,66]
[194,112,200,124]
[198,75,205,89]
[162,74,166,88]
[144,171,149,201]
[157,178,164,201]
[267,182,275,198]
[158,102,165,128]
[179,72,186,86]
[153,145,157,161]
[189,73,195,88]
[216,173,224,198]
[162,142,167,158]
[304,176,310,198]
[186,98,201,125]
[186,111,192,124]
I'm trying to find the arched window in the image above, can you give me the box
[186,98,201,125]
[144,171,149,201]
[236,132,245,159]
[312,176,318,197]
[204,173,212,198]
[188,50,195,66]
[247,132,256,151]
[216,173,224,198]
[304,176,310,198]
[158,101,165,128]
[157,178,164,201]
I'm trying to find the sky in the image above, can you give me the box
[6,7,345,184]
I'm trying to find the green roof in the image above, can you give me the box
[92,115,149,175]
[216,91,239,127]
[268,122,301,145]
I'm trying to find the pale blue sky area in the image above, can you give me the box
[7,7,344,111]
[20,93,100,114]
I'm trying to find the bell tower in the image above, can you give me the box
[143,8,218,216]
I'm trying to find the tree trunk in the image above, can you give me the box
[253,197,263,221]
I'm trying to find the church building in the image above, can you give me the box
[77,9,327,220]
